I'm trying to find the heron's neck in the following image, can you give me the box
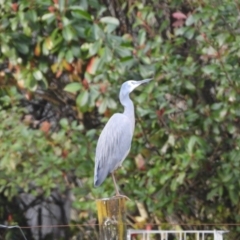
[120,95,135,129]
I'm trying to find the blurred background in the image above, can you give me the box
[0,0,240,239]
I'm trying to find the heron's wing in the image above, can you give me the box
[94,113,133,186]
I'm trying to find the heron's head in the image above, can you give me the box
[119,78,152,99]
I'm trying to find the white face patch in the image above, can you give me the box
[120,79,152,101]
[126,81,138,92]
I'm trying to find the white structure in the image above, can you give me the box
[127,229,228,240]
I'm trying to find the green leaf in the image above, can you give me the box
[98,98,108,114]
[60,118,68,128]
[26,75,37,91]
[71,9,92,21]
[207,187,219,200]
[93,23,104,40]
[26,10,38,22]
[187,136,199,155]
[229,189,238,205]
[175,27,187,36]
[15,42,29,54]
[64,83,82,93]
[120,56,134,62]
[102,46,112,62]
[184,28,195,39]
[89,40,101,56]
[170,179,178,191]
[221,174,232,183]
[211,103,223,110]
[100,16,120,25]
[89,86,100,107]
[107,98,117,109]
[138,29,146,45]
[71,45,81,57]
[65,49,74,63]
[33,70,43,81]
[42,41,49,55]
[216,33,230,46]
[120,56,135,68]
[76,91,89,107]
[176,172,186,184]
[62,16,72,27]
[42,13,55,21]
[62,26,74,42]
[59,0,65,12]
[202,64,218,75]
[115,46,131,58]
[100,17,120,32]
[185,15,195,26]
[160,172,173,184]
[185,80,196,90]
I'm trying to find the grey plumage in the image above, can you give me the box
[94,114,132,186]
[94,79,152,195]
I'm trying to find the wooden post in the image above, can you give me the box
[96,196,127,240]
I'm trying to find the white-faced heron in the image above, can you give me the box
[94,79,152,196]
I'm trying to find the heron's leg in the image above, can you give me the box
[111,173,131,201]
[111,172,120,195]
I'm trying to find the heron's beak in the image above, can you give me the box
[134,78,153,89]
[139,78,153,85]
[128,78,153,93]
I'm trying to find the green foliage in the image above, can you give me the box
[1,0,240,239]
[0,89,94,199]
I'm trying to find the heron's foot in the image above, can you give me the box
[112,194,131,201]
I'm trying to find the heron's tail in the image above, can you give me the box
[94,163,109,187]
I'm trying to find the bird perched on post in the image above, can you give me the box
[94,79,152,196]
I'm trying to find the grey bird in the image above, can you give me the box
[94,78,152,196]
